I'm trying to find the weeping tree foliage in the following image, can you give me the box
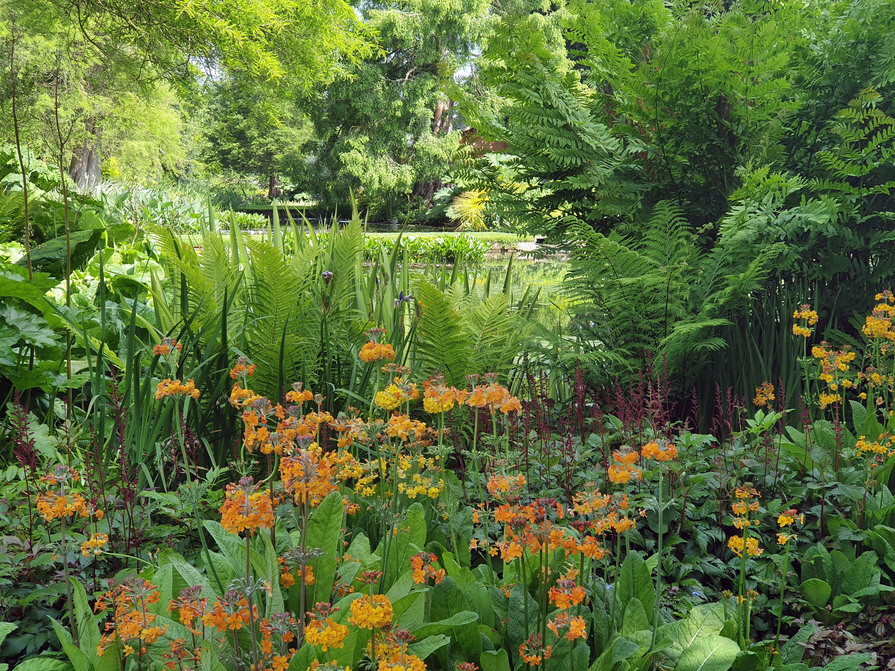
[461,0,895,406]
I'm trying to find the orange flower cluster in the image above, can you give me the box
[359,329,396,363]
[519,633,552,666]
[375,378,419,410]
[163,638,201,671]
[229,357,256,379]
[753,381,775,407]
[167,586,207,635]
[422,380,466,414]
[792,304,818,338]
[466,375,522,414]
[258,613,298,671]
[386,413,426,442]
[728,534,763,557]
[278,557,315,588]
[348,594,393,629]
[410,551,446,585]
[96,578,167,658]
[280,444,339,506]
[203,590,257,632]
[81,533,108,557]
[811,343,856,408]
[37,490,90,522]
[863,293,895,341]
[608,450,641,484]
[285,381,313,405]
[219,477,274,535]
[641,441,677,461]
[728,485,763,557]
[776,508,804,546]
[153,338,182,357]
[548,576,587,610]
[856,434,895,469]
[418,374,521,415]
[547,611,587,641]
[155,378,200,400]
[486,473,526,499]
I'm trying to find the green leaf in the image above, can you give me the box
[392,591,425,628]
[13,659,74,671]
[259,531,284,616]
[71,579,100,663]
[160,549,216,600]
[1,305,55,348]
[780,624,814,664]
[800,578,832,610]
[622,597,650,636]
[479,649,511,671]
[616,551,655,623]
[659,602,726,651]
[821,653,873,671]
[675,634,739,671]
[49,617,89,671]
[589,635,642,671]
[408,634,451,660]
[0,622,15,649]
[304,491,344,606]
[412,610,479,638]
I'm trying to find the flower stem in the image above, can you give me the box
[651,463,663,650]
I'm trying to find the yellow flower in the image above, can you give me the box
[728,535,762,557]
[349,594,393,629]
[305,618,349,651]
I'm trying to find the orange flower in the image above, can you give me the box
[728,535,763,557]
[547,612,587,641]
[167,586,208,635]
[608,452,641,484]
[641,441,677,461]
[577,536,606,560]
[219,477,274,535]
[548,579,586,610]
[229,356,256,379]
[285,381,314,404]
[359,329,395,363]
[410,552,446,585]
[519,634,552,666]
[153,338,182,356]
[753,381,775,407]
[95,577,167,657]
[156,378,200,400]
[81,533,109,557]
[280,444,338,506]
[487,473,526,498]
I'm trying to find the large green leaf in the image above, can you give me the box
[49,617,89,671]
[675,634,739,671]
[800,578,832,610]
[13,659,74,671]
[615,551,655,623]
[304,491,344,606]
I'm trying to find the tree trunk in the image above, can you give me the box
[268,172,282,200]
[69,119,102,193]
[432,97,454,135]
